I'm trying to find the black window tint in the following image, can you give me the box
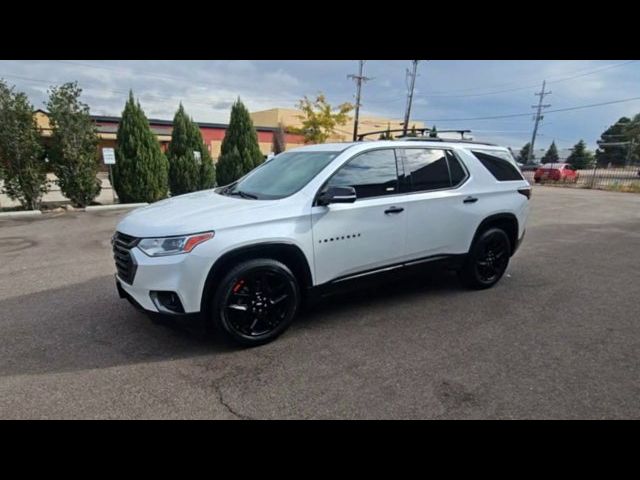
[403,149,450,191]
[328,149,398,199]
[472,150,524,181]
[446,151,467,186]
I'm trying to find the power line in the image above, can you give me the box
[423,96,640,122]
[415,60,638,98]
[366,60,638,103]
[347,60,372,142]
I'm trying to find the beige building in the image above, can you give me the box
[250,108,425,142]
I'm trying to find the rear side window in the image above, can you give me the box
[472,150,524,181]
[402,149,450,191]
[400,148,469,192]
[446,151,467,186]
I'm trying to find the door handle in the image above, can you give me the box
[463,196,478,204]
[384,207,404,214]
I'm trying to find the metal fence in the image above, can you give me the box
[521,164,640,193]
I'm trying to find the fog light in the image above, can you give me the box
[150,291,185,314]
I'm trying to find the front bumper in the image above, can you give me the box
[115,246,213,314]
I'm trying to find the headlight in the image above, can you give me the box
[137,232,214,257]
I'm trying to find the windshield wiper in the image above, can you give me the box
[227,189,258,199]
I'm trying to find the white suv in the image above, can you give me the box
[113,140,531,345]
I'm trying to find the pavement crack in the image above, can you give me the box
[213,381,254,420]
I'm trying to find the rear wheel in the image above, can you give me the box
[211,259,300,346]
[459,228,511,290]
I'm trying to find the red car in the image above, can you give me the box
[534,163,579,183]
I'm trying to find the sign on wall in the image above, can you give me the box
[102,148,116,165]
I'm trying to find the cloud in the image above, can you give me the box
[1,60,638,150]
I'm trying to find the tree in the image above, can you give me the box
[113,91,169,203]
[378,123,393,140]
[189,118,216,189]
[167,104,201,195]
[517,142,534,164]
[216,98,263,185]
[541,141,559,164]
[271,123,286,154]
[429,125,438,138]
[595,117,632,167]
[623,113,640,165]
[567,140,594,170]
[291,93,353,144]
[46,82,101,208]
[406,124,418,137]
[0,79,48,210]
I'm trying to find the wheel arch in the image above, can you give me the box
[200,242,313,314]
[470,213,519,257]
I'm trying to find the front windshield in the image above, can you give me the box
[223,150,340,200]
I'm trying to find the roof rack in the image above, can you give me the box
[356,127,472,141]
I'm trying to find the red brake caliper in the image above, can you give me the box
[232,279,245,293]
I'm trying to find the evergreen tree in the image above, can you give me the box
[407,124,418,137]
[567,140,594,169]
[625,113,640,164]
[113,92,168,203]
[595,117,631,167]
[167,104,200,195]
[0,79,48,210]
[541,141,559,164]
[517,142,534,164]
[216,98,263,185]
[429,125,438,138]
[46,82,101,207]
[189,119,216,189]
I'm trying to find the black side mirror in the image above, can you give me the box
[317,186,357,206]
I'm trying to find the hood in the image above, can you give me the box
[116,189,277,237]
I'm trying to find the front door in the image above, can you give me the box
[311,148,408,285]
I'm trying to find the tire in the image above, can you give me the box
[210,258,300,346]
[458,228,511,290]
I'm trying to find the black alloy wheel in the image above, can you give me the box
[213,259,300,346]
[459,228,511,289]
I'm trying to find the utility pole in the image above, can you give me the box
[402,60,419,137]
[527,80,552,164]
[348,60,371,141]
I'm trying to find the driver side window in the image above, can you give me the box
[327,149,399,199]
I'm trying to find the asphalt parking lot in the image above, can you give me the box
[0,187,639,419]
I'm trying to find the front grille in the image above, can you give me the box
[112,232,139,285]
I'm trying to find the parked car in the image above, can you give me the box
[113,140,531,346]
[520,163,542,172]
[534,163,578,183]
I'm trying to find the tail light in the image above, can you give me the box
[518,187,532,200]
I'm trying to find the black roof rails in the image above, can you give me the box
[357,127,472,141]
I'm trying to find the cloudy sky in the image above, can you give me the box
[1,60,638,151]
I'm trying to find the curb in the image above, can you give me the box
[85,203,148,212]
[0,210,42,219]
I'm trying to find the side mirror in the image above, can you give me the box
[317,186,357,206]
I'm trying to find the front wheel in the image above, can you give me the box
[211,259,300,346]
[458,228,511,290]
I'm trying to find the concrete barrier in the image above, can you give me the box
[84,203,148,212]
[0,210,42,219]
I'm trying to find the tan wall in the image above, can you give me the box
[250,108,424,142]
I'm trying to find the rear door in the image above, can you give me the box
[400,148,477,260]
[311,148,409,285]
